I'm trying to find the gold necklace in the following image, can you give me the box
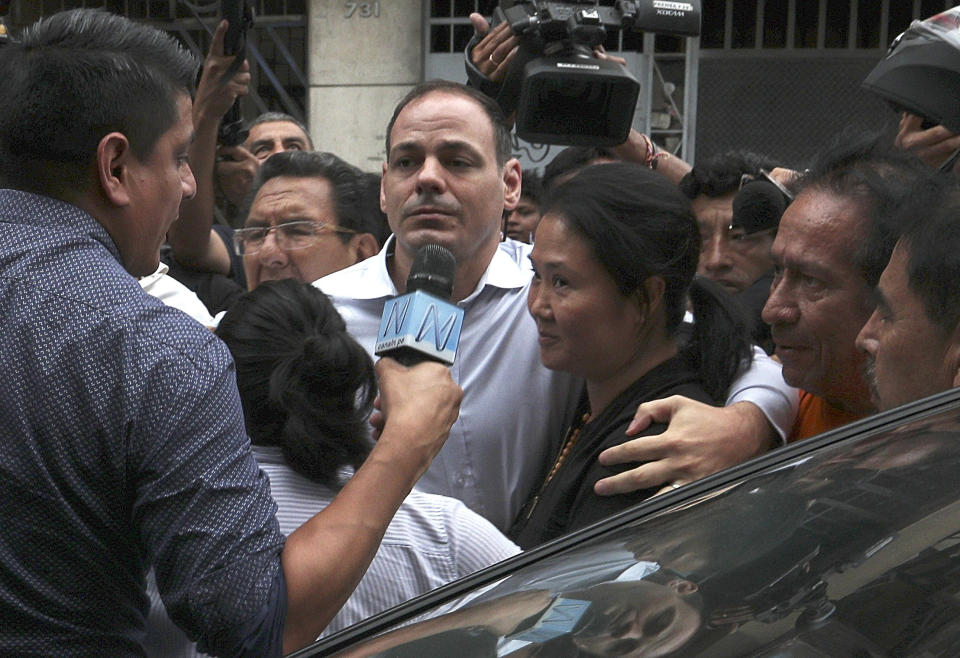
[542,411,591,487]
[521,411,591,523]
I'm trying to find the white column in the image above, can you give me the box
[308,0,424,171]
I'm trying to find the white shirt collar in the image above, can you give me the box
[137,261,169,287]
[318,235,533,303]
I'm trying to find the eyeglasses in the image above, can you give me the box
[233,220,356,256]
[939,146,960,174]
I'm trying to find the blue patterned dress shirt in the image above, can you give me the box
[0,190,287,656]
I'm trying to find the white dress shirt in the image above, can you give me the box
[139,262,217,327]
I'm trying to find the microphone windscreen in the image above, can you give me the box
[406,244,456,300]
[732,180,787,235]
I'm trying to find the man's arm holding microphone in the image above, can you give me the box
[283,244,466,651]
[281,357,461,652]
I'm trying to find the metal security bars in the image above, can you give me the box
[5,0,307,124]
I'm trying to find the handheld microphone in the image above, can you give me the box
[374,244,464,366]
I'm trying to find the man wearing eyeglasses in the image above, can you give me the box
[234,150,381,290]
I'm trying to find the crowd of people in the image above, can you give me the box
[3,5,960,656]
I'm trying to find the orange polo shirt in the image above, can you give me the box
[788,390,869,443]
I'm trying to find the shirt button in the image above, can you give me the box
[455,474,466,487]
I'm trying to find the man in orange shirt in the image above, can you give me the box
[762,137,928,442]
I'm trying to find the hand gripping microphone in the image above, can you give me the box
[374,244,464,366]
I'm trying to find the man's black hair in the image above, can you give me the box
[896,176,960,332]
[243,150,379,242]
[357,171,391,248]
[796,131,931,287]
[0,9,199,200]
[520,168,544,205]
[542,145,618,192]
[247,111,314,150]
[678,150,778,200]
[385,80,513,166]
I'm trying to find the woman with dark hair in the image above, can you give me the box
[218,278,377,487]
[510,162,753,549]
[144,280,517,655]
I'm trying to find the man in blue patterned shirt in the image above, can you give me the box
[0,9,461,656]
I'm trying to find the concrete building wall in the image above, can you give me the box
[308,0,424,171]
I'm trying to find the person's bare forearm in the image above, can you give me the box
[280,430,435,652]
[168,19,237,275]
[610,129,692,186]
[280,358,461,652]
[651,147,693,185]
[169,111,225,271]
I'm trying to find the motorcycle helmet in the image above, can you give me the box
[862,8,960,134]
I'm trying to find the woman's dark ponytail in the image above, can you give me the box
[216,279,376,489]
[684,277,753,403]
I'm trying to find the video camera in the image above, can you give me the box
[466,0,701,146]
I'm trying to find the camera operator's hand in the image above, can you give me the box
[193,19,250,126]
[469,12,518,82]
[592,44,627,66]
[469,15,624,82]
[895,112,960,172]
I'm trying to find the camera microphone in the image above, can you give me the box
[374,244,464,366]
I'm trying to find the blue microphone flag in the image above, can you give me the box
[374,244,462,366]
[375,290,464,365]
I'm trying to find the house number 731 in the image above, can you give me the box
[345,1,380,18]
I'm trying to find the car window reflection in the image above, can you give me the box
[313,403,960,657]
